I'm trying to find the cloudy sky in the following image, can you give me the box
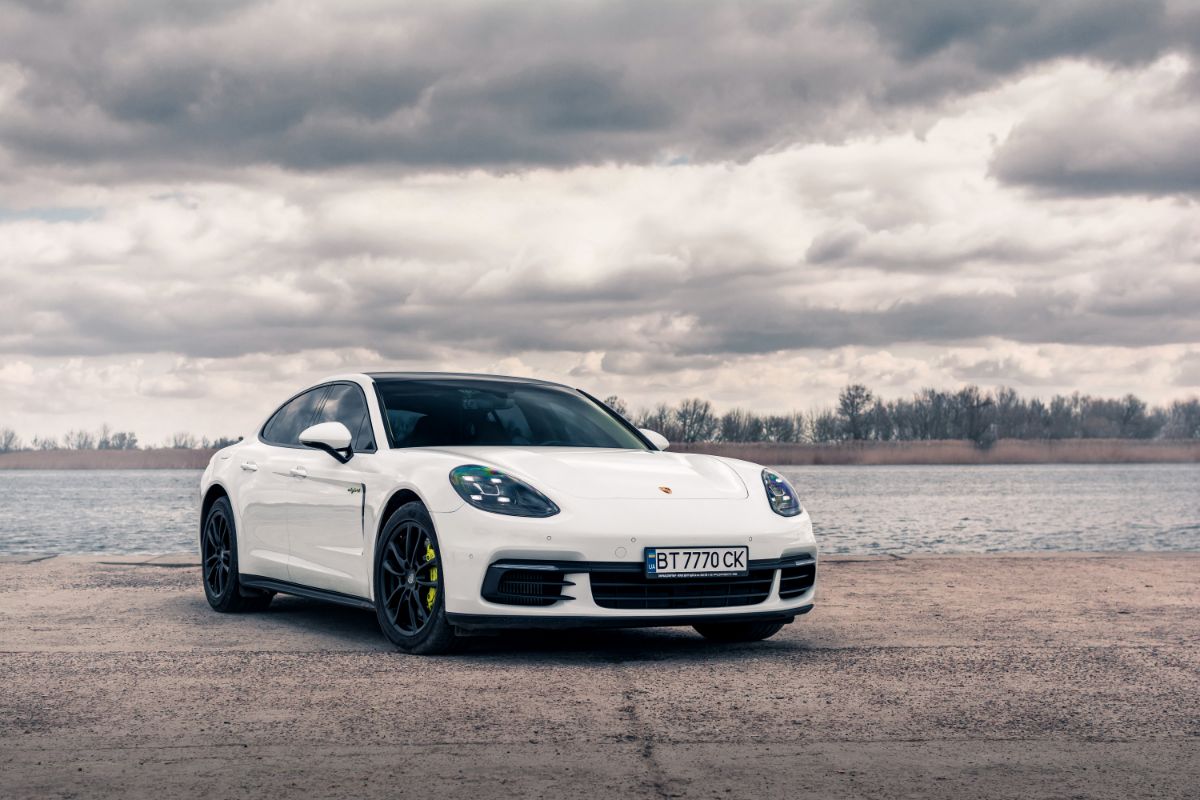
[2,0,1199,443]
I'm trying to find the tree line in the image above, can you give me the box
[0,425,240,453]
[2,385,1198,454]
[604,386,1200,446]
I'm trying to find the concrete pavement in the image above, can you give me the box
[1,552,1197,798]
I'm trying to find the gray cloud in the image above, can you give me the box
[853,0,1177,70]
[3,226,1197,370]
[991,83,1200,195]
[972,2,1200,196]
[1,0,1198,435]
[673,286,1200,358]
[2,0,1197,177]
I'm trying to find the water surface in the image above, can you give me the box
[0,464,1195,555]
[778,463,1199,554]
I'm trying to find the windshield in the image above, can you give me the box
[374,379,648,450]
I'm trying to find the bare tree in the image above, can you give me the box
[763,413,802,443]
[1116,394,1156,438]
[170,432,198,449]
[62,429,96,449]
[1163,399,1200,439]
[837,384,875,441]
[991,386,1025,439]
[602,395,630,419]
[811,410,841,443]
[108,431,139,450]
[31,435,58,450]
[1046,393,1080,439]
[635,404,681,441]
[719,409,763,443]
[869,401,893,441]
[916,388,953,439]
[674,398,718,443]
[954,385,994,446]
[0,427,21,453]
[1026,397,1050,438]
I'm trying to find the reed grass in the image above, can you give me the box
[0,448,214,469]
[674,439,1200,465]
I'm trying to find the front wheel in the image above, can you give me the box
[374,502,458,655]
[693,621,785,643]
[201,496,272,613]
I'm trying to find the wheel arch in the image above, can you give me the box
[200,482,230,538]
[376,488,425,541]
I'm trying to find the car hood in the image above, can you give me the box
[415,446,749,500]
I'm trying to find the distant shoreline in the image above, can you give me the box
[675,439,1200,465]
[0,448,215,470]
[0,439,1197,469]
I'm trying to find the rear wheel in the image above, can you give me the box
[374,502,457,655]
[693,621,785,643]
[201,496,272,612]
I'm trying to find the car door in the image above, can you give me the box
[285,382,379,598]
[243,386,329,581]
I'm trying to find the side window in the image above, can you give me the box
[386,409,424,445]
[313,383,376,452]
[262,388,328,446]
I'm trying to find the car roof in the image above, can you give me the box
[364,371,566,388]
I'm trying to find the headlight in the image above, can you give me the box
[761,469,802,517]
[449,464,560,518]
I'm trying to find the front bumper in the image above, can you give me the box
[429,498,818,627]
[448,604,814,632]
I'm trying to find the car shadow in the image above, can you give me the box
[237,594,815,662]
[456,626,811,664]
[257,595,388,645]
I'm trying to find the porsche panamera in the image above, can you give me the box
[199,373,817,654]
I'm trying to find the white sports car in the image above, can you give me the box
[200,373,817,653]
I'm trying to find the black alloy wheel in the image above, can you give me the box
[374,502,457,654]
[201,496,272,613]
[203,506,233,598]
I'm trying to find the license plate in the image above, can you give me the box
[644,546,749,579]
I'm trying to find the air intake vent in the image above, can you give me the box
[589,570,774,610]
[482,565,574,607]
[778,559,816,599]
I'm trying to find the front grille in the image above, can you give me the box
[778,560,816,599]
[590,569,774,610]
[482,566,574,607]
[481,554,816,611]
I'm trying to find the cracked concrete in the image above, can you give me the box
[0,552,1197,799]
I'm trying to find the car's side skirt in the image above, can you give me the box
[446,604,813,632]
[239,574,375,611]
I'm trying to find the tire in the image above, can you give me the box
[692,621,785,643]
[201,496,273,613]
[374,501,458,655]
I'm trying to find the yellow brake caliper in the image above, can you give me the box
[424,539,438,610]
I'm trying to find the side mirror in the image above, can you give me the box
[640,428,670,450]
[299,421,354,463]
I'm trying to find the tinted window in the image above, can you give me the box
[262,387,328,446]
[376,379,647,450]
[313,383,376,452]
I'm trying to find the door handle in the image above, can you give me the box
[240,461,258,472]
[290,466,308,478]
